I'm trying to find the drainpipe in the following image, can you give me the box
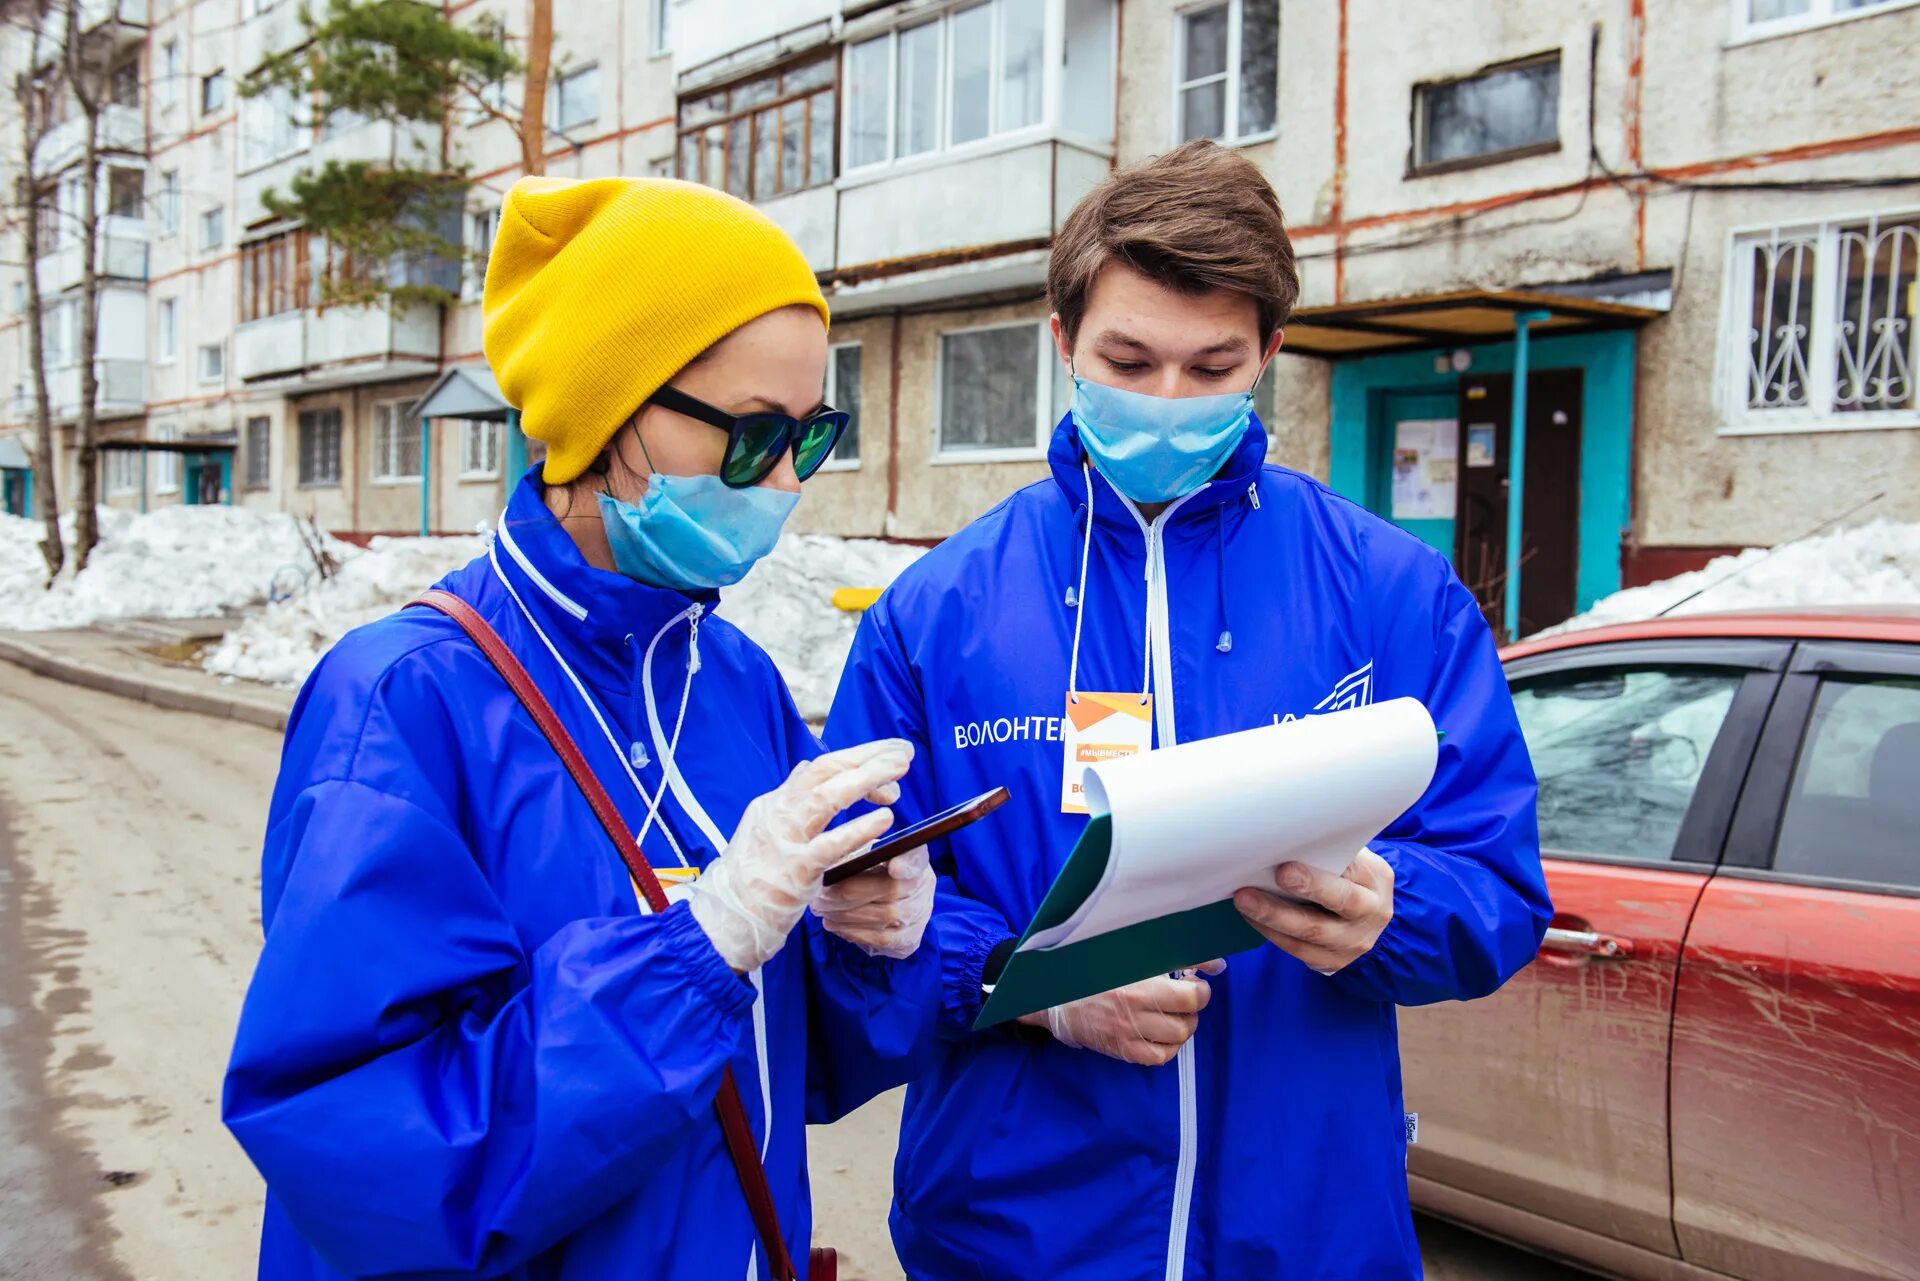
[1504,310,1552,638]
[505,408,526,485]
[420,417,432,537]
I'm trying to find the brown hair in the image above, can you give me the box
[1048,140,1300,347]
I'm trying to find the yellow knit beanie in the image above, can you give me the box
[482,176,830,484]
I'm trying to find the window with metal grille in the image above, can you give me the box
[245,416,271,490]
[460,419,501,477]
[1730,211,1919,431]
[1411,53,1560,174]
[678,53,837,201]
[298,409,342,486]
[371,401,423,481]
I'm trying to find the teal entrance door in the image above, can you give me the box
[1374,390,1458,556]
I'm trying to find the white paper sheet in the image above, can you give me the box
[1021,698,1438,953]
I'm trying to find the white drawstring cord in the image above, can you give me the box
[630,605,701,858]
[1065,460,1154,709]
[488,539,691,868]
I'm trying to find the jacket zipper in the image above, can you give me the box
[1120,490,1203,1281]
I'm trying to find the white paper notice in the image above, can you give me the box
[1021,698,1438,953]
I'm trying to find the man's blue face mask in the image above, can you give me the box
[1069,363,1261,505]
[595,430,799,592]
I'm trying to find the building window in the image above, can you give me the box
[1174,0,1278,145]
[199,205,225,250]
[241,84,306,169]
[1412,53,1561,173]
[677,54,836,201]
[158,170,180,234]
[10,282,24,313]
[371,400,423,481]
[245,416,271,489]
[106,448,142,495]
[202,69,229,114]
[845,0,1047,170]
[32,184,58,256]
[1729,211,1919,432]
[160,39,180,107]
[935,321,1067,459]
[1732,0,1914,41]
[818,343,862,469]
[298,409,342,487]
[464,206,498,300]
[199,342,225,385]
[109,53,140,108]
[460,418,501,477]
[156,297,177,362]
[240,231,311,321]
[154,425,179,493]
[107,167,143,219]
[650,0,671,54]
[552,63,600,133]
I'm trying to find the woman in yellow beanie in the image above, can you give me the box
[224,177,940,1281]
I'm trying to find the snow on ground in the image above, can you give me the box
[1543,519,1920,637]
[0,505,347,631]
[203,534,488,687]
[200,527,926,721]
[719,533,927,721]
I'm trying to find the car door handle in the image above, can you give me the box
[1540,927,1635,959]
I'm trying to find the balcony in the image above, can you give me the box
[238,0,310,76]
[235,302,440,387]
[236,118,443,224]
[32,0,148,67]
[20,358,149,421]
[33,104,145,177]
[36,215,149,295]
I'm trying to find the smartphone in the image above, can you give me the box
[822,787,1010,886]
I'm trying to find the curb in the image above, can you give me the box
[0,634,290,732]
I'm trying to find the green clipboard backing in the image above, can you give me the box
[974,815,1268,1029]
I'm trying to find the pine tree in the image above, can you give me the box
[243,0,541,309]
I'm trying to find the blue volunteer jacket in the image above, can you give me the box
[825,415,1549,1280]
[223,470,939,1280]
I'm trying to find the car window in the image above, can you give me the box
[1510,666,1743,862]
[1774,677,1920,889]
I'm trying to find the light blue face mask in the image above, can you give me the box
[1070,369,1257,504]
[597,472,799,592]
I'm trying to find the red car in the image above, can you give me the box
[1399,608,1920,1281]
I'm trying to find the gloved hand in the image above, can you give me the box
[687,739,913,973]
[1019,960,1226,1066]
[813,848,936,959]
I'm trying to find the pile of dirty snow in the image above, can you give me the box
[0,506,345,631]
[202,528,927,722]
[203,534,488,687]
[1544,519,1920,637]
[719,533,927,721]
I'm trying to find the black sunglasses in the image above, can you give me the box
[648,385,850,489]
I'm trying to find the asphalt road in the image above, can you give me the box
[0,657,1591,1280]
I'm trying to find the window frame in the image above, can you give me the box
[551,62,601,134]
[463,205,499,301]
[1502,637,1792,871]
[106,166,143,220]
[159,39,180,108]
[155,296,178,363]
[1729,0,1920,43]
[201,68,229,115]
[198,341,225,385]
[152,426,180,494]
[931,318,1061,464]
[157,169,181,235]
[650,0,671,55]
[370,399,423,483]
[1169,0,1277,148]
[239,229,314,323]
[675,51,839,202]
[244,415,272,490]
[1722,640,1920,898]
[1721,206,1920,435]
[458,418,502,480]
[297,407,343,488]
[841,0,1056,175]
[817,341,862,472]
[1408,50,1563,177]
[105,445,142,495]
[199,204,225,251]
[239,82,309,172]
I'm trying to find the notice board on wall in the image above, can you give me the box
[1391,418,1458,520]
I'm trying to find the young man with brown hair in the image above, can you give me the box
[826,141,1547,1279]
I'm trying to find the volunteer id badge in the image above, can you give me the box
[1061,692,1153,813]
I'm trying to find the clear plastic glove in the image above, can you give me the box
[813,848,936,959]
[687,739,912,973]
[1020,959,1226,1066]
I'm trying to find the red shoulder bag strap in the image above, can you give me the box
[410,589,811,1281]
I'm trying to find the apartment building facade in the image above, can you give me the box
[2,0,1915,639]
